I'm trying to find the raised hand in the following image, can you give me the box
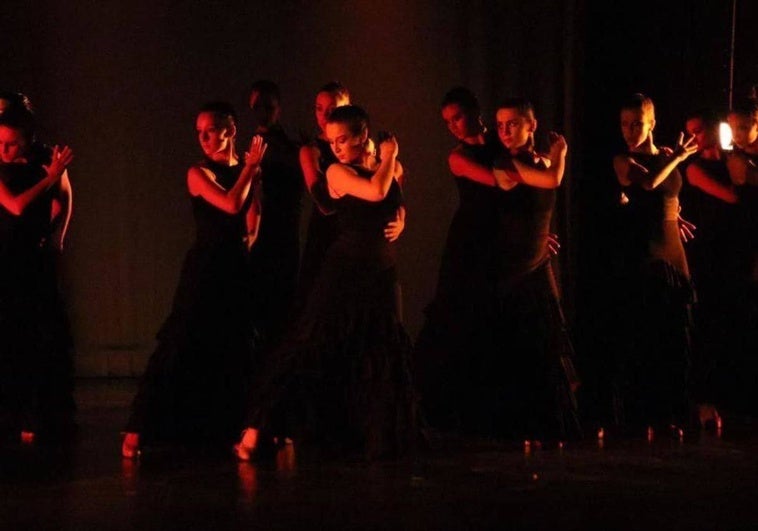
[245,135,268,167]
[43,145,74,181]
[673,132,698,162]
[548,131,568,159]
[379,133,399,160]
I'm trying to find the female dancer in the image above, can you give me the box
[122,102,266,457]
[297,82,348,302]
[0,92,73,251]
[683,110,739,408]
[612,93,697,433]
[724,98,758,415]
[297,82,404,306]
[236,105,414,460]
[489,98,579,443]
[413,87,503,433]
[726,98,758,281]
[0,107,75,443]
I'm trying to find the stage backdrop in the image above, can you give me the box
[1,0,755,377]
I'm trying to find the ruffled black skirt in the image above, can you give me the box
[247,248,416,460]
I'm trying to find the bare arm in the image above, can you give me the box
[50,170,73,251]
[382,159,407,241]
[686,162,738,204]
[299,144,321,193]
[726,151,758,186]
[393,159,404,187]
[510,132,568,189]
[616,133,697,190]
[327,135,399,201]
[0,145,72,217]
[448,148,497,187]
[187,136,266,214]
[243,180,262,250]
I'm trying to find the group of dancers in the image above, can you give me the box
[1,82,757,460]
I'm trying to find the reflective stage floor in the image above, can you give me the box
[2,379,758,530]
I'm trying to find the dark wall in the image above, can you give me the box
[1,0,754,376]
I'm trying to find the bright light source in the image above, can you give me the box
[720,121,733,150]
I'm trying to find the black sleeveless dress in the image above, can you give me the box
[0,162,75,439]
[734,149,758,286]
[246,169,415,459]
[247,126,303,344]
[728,149,758,415]
[295,138,340,309]
[490,151,580,442]
[682,156,740,405]
[125,159,256,444]
[414,141,501,433]
[616,152,692,428]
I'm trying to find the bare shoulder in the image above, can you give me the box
[326,162,359,178]
[187,164,217,194]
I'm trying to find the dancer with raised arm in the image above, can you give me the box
[0,106,75,443]
[682,109,739,411]
[297,82,405,309]
[122,102,266,458]
[612,93,697,435]
[246,80,303,344]
[236,105,414,461]
[489,98,580,444]
[414,87,504,434]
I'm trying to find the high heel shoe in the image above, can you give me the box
[234,428,259,461]
[121,432,140,458]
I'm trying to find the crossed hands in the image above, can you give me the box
[43,145,74,181]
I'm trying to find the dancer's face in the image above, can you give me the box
[685,117,715,151]
[196,112,234,158]
[315,91,349,134]
[620,108,654,149]
[0,125,27,163]
[325,121,365,164]
[496,107,535,151]
[727,112,758,149]
[249,90,281,131]
[442,103,479,141]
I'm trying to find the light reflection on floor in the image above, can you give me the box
[1,379,757,530]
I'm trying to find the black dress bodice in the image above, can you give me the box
[0,163,53,257]
[256,126,303,246]
[451,142,500,231]
[190,159,246,248]
[330,166,403,273]
[622,151,688,276]
[309,138,339,214]
[494,151,556,284]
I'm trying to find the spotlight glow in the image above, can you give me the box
[720,122,733,150]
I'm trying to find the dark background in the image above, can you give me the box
[1,0,756,377]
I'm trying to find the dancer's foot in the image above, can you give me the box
[121,432,140,458]
[234,428,259,461]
